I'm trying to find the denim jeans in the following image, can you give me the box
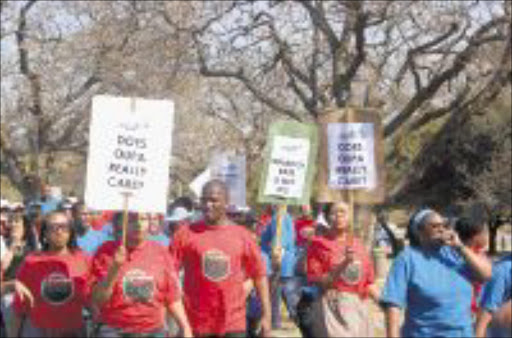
[270,276,305,329]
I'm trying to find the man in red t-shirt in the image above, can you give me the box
[171,179,272,337]
[294,205,316,247]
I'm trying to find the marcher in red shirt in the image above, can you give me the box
[455,216,489,317]
[306,201,378,337]
[90,211,192,337]
[172,179,272,337]
[11,210,90,338]
[294,204,316,247]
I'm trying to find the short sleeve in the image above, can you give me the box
[170,227,188,271]
[163,251,182,305]
[380,250,410,309]
[479,260,511,313]
[242,231,267,279]
[88,244,111,290]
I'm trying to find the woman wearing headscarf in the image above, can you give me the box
[381,208,492,337]
[89,211,192,337]
[306,201,378,337]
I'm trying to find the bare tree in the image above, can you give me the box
[161,1,510,136]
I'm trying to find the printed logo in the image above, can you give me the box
[40,272,74,305]
[339,260,362,285]
[202,249,231,282]
[122,269,155,303]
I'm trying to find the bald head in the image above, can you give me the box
[202,179,229,203]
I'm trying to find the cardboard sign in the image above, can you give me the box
[210,152,246,208]
[327,123,377,189]
[85,95,174,213]
[264,136,310,199]
[317,108,385,204]
[258,121,318,206]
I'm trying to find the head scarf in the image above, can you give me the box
[410,208,435,238]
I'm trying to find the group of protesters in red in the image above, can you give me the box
[0,179,510,338]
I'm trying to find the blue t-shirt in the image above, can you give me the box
[261,212,298,277]
[380,245,474,338]
[479,254,511,338]
[77,229,109,255]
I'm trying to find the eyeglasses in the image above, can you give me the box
[427,221,448,229]
[48,223,71,233]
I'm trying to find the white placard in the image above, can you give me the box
[327,123,376,189]
[264,136,310,199]
[211,152,246,208]
[85,95,174,213]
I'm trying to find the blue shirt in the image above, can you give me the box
[261,212,298,277]
[381,246,474,338]
[77,229,109,255]
[479,254,511,338]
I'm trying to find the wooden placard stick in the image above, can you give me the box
[272,204,287,264]
[121,191,133,247]
[345,107,356,247]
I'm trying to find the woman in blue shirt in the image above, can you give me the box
[380,208,492,337]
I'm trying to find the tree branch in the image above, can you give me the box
[384,16,508,137]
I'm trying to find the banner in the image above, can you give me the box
[85,95,174,213]
[258,121,318,206]
[210,151,246,208]
[327,123,376,189]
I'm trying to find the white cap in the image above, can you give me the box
[166,207,191,222]
[316,212,330,228]
[0,199,11,210]
[66,196,79,204]
[11,202,25,210]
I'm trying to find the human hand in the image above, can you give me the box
[345,245,355,263]
[442,228,463,248]
[14,280,34,308]
[183,327,194,338]
[271,246,282,266]
[260,313,272,338]
[112,245,126,270]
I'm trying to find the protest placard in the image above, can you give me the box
[210,151,247,209]
[258,121,318,205]
[327,123,376,189]
[85,95,174,213]
[317,108,385,204]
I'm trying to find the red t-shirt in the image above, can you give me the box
[89,240,180,333]
[13,250,90,330]
[171,222,266,336]
[470,245,485,314]
[294,216,316,247]
[307,235,374,298]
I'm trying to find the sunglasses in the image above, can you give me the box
[48,223,71,233]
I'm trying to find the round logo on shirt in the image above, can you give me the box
[202,249,231,282]
[122,269,155,303]
[40,272,74,305]
[339,260,362,285]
